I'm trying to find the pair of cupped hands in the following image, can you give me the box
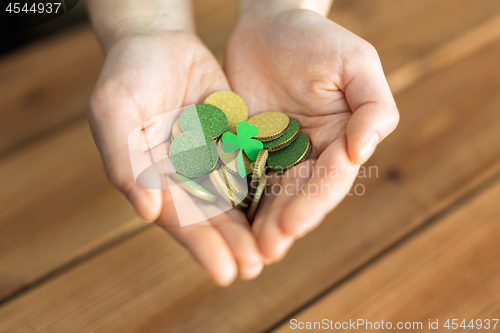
[88,8,399,285]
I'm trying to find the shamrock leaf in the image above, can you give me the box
[221,141,239,153]
[221,121,264,177]
[237,120,259,139]
[236,150,246,178]
[242,139,263,160]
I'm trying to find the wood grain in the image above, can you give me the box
[0,1,238,301]
[193,0,238,61]
[331,0,500,73]
[0,0,494,306]
[388,13,500,94]
[273,179,500,332]
[2,0,499,157]
[0,25,104,155]
[1,28,500,333]
[0,118,144,301]
[0,1,237,157]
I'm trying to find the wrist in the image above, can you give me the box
[238,0,332,23]
[101,15,194,51]
[84,0,195,52]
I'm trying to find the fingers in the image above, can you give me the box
[157,189,239,286]
[210,209,264,280]
[342,42,400,165]
[253,163,313,261]
[251,171,281,238]
[251,173,280,265]
[279,136,358,236]
[160,179,264,283]
[164,221,239,287]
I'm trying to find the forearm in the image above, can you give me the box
[239,0,333,19]
[83,0,194,51]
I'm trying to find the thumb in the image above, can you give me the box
[342,43,400,165]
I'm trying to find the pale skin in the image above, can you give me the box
[84,0,399,285]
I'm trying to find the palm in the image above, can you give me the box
[226,11,353,156]
[93,32,227,126]
[89,31,261,284]
[225,10,396,260]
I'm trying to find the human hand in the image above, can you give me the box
[87,24,263,285]
[224,7,399,262]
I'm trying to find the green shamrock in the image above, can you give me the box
[221,121,263,178]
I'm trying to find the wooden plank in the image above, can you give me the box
[0,1,237,156]
[331,0,500,73]
[199,0,500,69]
[0,2,238,300]
[0,25,104,155]
[0,118,144,301]
[2,0,499,156]
[387,13,500,94]
[0,0,238,301]
[2,27,500,333]
[193,0,238,61]
[273,179,500,332]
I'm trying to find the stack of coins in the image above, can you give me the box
[168,91,311,223]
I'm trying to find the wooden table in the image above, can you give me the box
[1,0,500,332]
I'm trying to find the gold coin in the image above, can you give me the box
[210,169,237,206]
[237,192,253,209]
[210,169,246,207]
[250,149,268,192]
[243,193,253,204]
[204,91,248,134]
[238,194,252,209]
[171,119,183,139]
[247,111,290,141]
[242,153,253,175]
[246,175,268,223]
[217,140,253,175]
[263,119,301,151]
[218,167,248,200]
[170,173,217,202]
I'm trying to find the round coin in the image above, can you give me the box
[218,167,248,199]
[250,149,268,191]
[169,131,218,178]
[267,133,311,171]
[217,140,253,175]
[204,91,248,134]
[263,119,300,151]
[238,193,252,209]
[180,104,228,139]
[246,175,268,223]
[171,118,183,140]
[170,173,217,202]
[238,200,248,209]
[247,111,290,141]
[209,169,239,206]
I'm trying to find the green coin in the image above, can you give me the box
[169,131,218,178]
[180,104,228,139]
[267,133,311,171]
[171,173,217,202]
[263,119,300,151]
